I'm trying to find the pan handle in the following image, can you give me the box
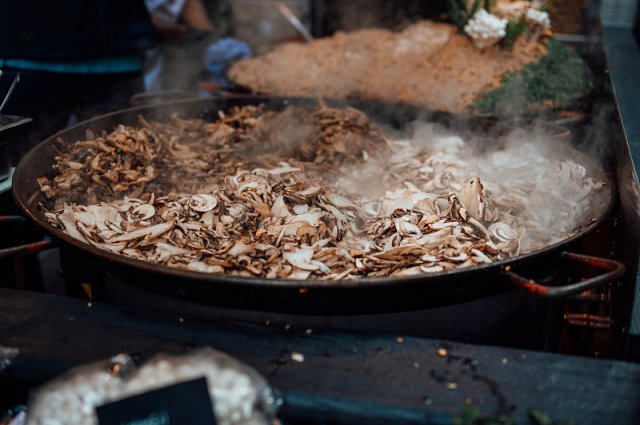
[0,239,55,259]
[504,252,625,298]
[0,215,56,259]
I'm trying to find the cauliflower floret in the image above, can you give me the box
[526,8,551,29]
[464,9,508,50]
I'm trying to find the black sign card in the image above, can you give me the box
[96,377,216,425]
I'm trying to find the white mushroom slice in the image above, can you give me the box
[189,194,218,212]
[156,243,189,255]
[430,220,459,230]
[457,177,486,221]
[433,197,451,216]
[66,161,84,170]
[220,215,235,224]
[413,198,436,214]
[98,229,119,240]
[238,181,260,192]
[381,193,414,215]
[374,244,422,259]
[293,204,309,214]
[84,204,120,231]
[109,221,174,243]
[270,222,304,237]
[420,265,444,273]
[77,222,127,253]
[444,252,469,262]
[421,254,438,262]
[271,195,292,217]
[178,222,203,231]
[58,206,88,243]
[74,221,96,240]
[432,172,448,190]
[105,221,125,235]
[382,233,400,251]
[312,238,333,249]
[289,269,312,280]
[419,165,434,175]
[255,243,276,251]
[187,262,224,273]
[168,137,198,159]
[467,217,490,238]
[200,211,214,228]
[123,248,145,259]
[471,249,493,264]
[362,202,381,216]
[297,186,322,198]
[227,240,255,257]
[349,238,376,253]
[283,248,317,271]
[117,197,143,212]
[74,210,96,227]
[325,193,356,209]
[394,266,423,277]
[94,241,127,254]
[310,260,331,274]
[489,222,518,242]
[264,162,301,175]
[416,228,453,248]
[411,192,435,207]
[289,211,323,227]
[131,204,156,220]
[395,219,422,237]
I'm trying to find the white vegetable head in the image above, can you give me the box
[464,9,508,50]
[526,8,551,29]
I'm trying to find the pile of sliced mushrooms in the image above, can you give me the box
[39,104,604,280]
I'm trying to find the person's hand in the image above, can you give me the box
[150,15,188,39]
[181,0,214,32]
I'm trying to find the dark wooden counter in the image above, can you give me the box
[1,288,640,424]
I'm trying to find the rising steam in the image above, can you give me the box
[334,117,610,251]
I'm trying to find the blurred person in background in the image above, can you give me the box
[144,0,251,94]
[143,0,216,92]
[0,0,156,163]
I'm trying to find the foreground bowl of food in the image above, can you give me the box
[12,97,621,314]
[26,347,278,425]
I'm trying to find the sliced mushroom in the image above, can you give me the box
[489,222,518,243]
[109,221,174,243]
[189,194,218,212]
[131,204,156,220]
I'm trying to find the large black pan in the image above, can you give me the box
[11,96,624,314]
